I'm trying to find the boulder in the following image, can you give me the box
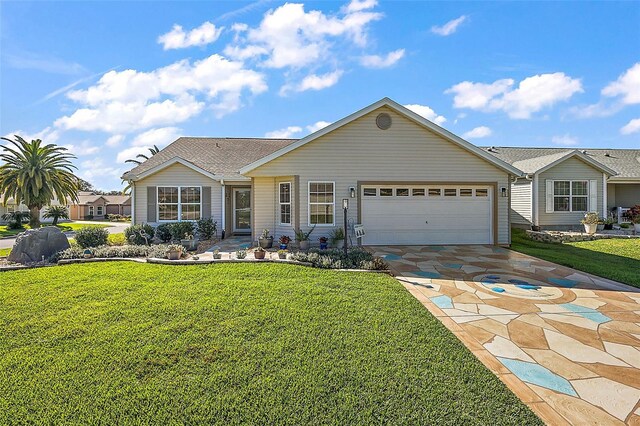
[7,226,70,264]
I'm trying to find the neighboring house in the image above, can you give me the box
[0,196,63,224]
[122,98,521,246]
[69,192,131,220]
[485,147,640,229]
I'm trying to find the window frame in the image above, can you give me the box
[96,205,104,216]
[552,180,589,213]
[88,206,94,216]
[279,182,292,225]
[308,181,335,226]
[157,186,203,222]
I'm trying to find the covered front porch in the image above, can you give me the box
[607,181,640,222]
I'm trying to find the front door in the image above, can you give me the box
[233,188,251,233]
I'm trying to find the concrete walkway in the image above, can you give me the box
[371,245,640,425]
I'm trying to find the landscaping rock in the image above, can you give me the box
[8,226,70,264]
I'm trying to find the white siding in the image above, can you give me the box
[133,163,221,226]
[537,157,605,226]
[611,183,640,208]
[511,180,532,225]
[247,107,511,244]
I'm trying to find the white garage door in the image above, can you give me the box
[361,185,493,245]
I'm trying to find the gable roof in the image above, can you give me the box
[484,147,638,180]
[122,137,296,181]
[239,97,523,176]
[76,193,108,205]
[103,195,130,205]
[512,150,617,176]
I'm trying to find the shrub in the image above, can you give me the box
[155,223,173,243]
[107,233,127,246]
[196,218,217,240]
[170,221,195,241]
[125,224,155,245]
[75,226,109,248]
[54,243,185,261]
[290,248,388,270]
[148,244,185,259]
[236,249,247,259]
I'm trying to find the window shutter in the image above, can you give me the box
[147,186,157,222]
[589,180,598,213]
[202,187,211,219]
[545,180,554,213]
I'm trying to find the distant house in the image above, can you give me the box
[0,196,63,224]
[69,192,131,220]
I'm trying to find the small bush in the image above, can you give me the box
[107,233,127,246]
[125,224,155,245]
[236,249,247,259]
[290,248,388,270]
[148,244,186,259]
[55,243,186,261]
[170,221,195,241]
[155,223,173,243]
[75,227,109,248]
[197,218,217,240]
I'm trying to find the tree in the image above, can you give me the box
[43,205,70,225]
[77,178,95,192]
[125,145,160,165]
[0,211,30,229]
[0,136,79,228]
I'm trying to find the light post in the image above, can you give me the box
[342,199,349,256]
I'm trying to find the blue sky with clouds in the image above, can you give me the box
[1,0,638,190]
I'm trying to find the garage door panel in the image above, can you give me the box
[361,185,492,245]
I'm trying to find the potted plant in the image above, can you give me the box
[603,218,615,230]
[627,205,640,232]
[277,249,288,260]
[319,236,328,250]
[597,218,605,232]
[236,249,247,259]
[254,246,266,259]
[259,229,273,249]
[580,212,599,235]
[330,228,345,248]
[83,248,93,259]
[166,244,183,260]
[278,235,291,249]
[294,226,315,250]
[181,233,198,251]
[212,249,222,260]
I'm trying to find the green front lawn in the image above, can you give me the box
[511,228,640,288]
[0,222,111,238]
[0,263,540,425]
[0,247,10,257]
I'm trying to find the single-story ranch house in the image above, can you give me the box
[122,98,639,246]
[69,192,131,220]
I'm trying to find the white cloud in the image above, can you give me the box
[131,127,181,147]
[551,134,579,146]
[158,22,224,50]
[265,126,303,138]
[77,158,125,189]
[5,50,87,75]
[602,62,640,105]
[404,104,446,125]
[360,49,405,68]
[106,135,125,147]
[55,54,267,133]
[116,146,154,164]
[224,2,382,68]
[431,15,468,36]
[4,127,61,144]
[620,118,640,135]
[446,73,583,119]
[306,121,332,133]
[62,141,101,156]
[281,70,343,95]
[343,0,377,13]
[462,126,492,139]
[569,102,621,119]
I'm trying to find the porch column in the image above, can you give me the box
[220,180,226,236]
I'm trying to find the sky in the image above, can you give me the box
[1,0,639,191]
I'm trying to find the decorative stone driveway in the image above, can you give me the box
[369,245,640,425]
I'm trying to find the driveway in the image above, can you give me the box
[370,245,640,425]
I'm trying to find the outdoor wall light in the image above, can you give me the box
[342,199,349,210]
[349,186,356,198]
[500,187,508,197]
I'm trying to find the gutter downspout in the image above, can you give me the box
[221,179,225,239]
[532,174,538,227]
[602,173,607,218]
[131,181,136,224]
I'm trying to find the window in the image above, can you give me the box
[412,188,425,196]
[396,188,409,197]
[460,189,473,197]
[96,206,104,216]
[363,188,377,196]
[380,188,393,196]
[428,188,441,197]
[553,180,588,212]
[158,186,201,221]
[475,189,488,197]
[309,182,334,225]
[88,206,94,216]
[279,182,291,225]
[444,188,457,197]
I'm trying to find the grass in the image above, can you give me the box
[0,263,540,425]
[511,228,640,288]
[0,222,111,238]
[0,247,10,257]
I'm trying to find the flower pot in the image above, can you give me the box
[604,224,613,230]
[254,250,266,259]
[597,224,604,232]
[180,239,198,251]
[83,249,93,259]
[531,225,541,232]
[583,223,597,235]
[166,250,181,260]
[319,242,328,250]
[259,237,273,249]
[298,240,310,250]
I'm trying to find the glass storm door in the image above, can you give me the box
[233,188,251,232]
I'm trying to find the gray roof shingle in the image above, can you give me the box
[482,147,640,180]
[122,137,296,181]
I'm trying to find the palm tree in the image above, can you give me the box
[125,145,160,165]
[0,210,30,229]
[43,205,70,225]
[0,136,79,228]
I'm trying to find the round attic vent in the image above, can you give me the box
[376,113,392,130]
